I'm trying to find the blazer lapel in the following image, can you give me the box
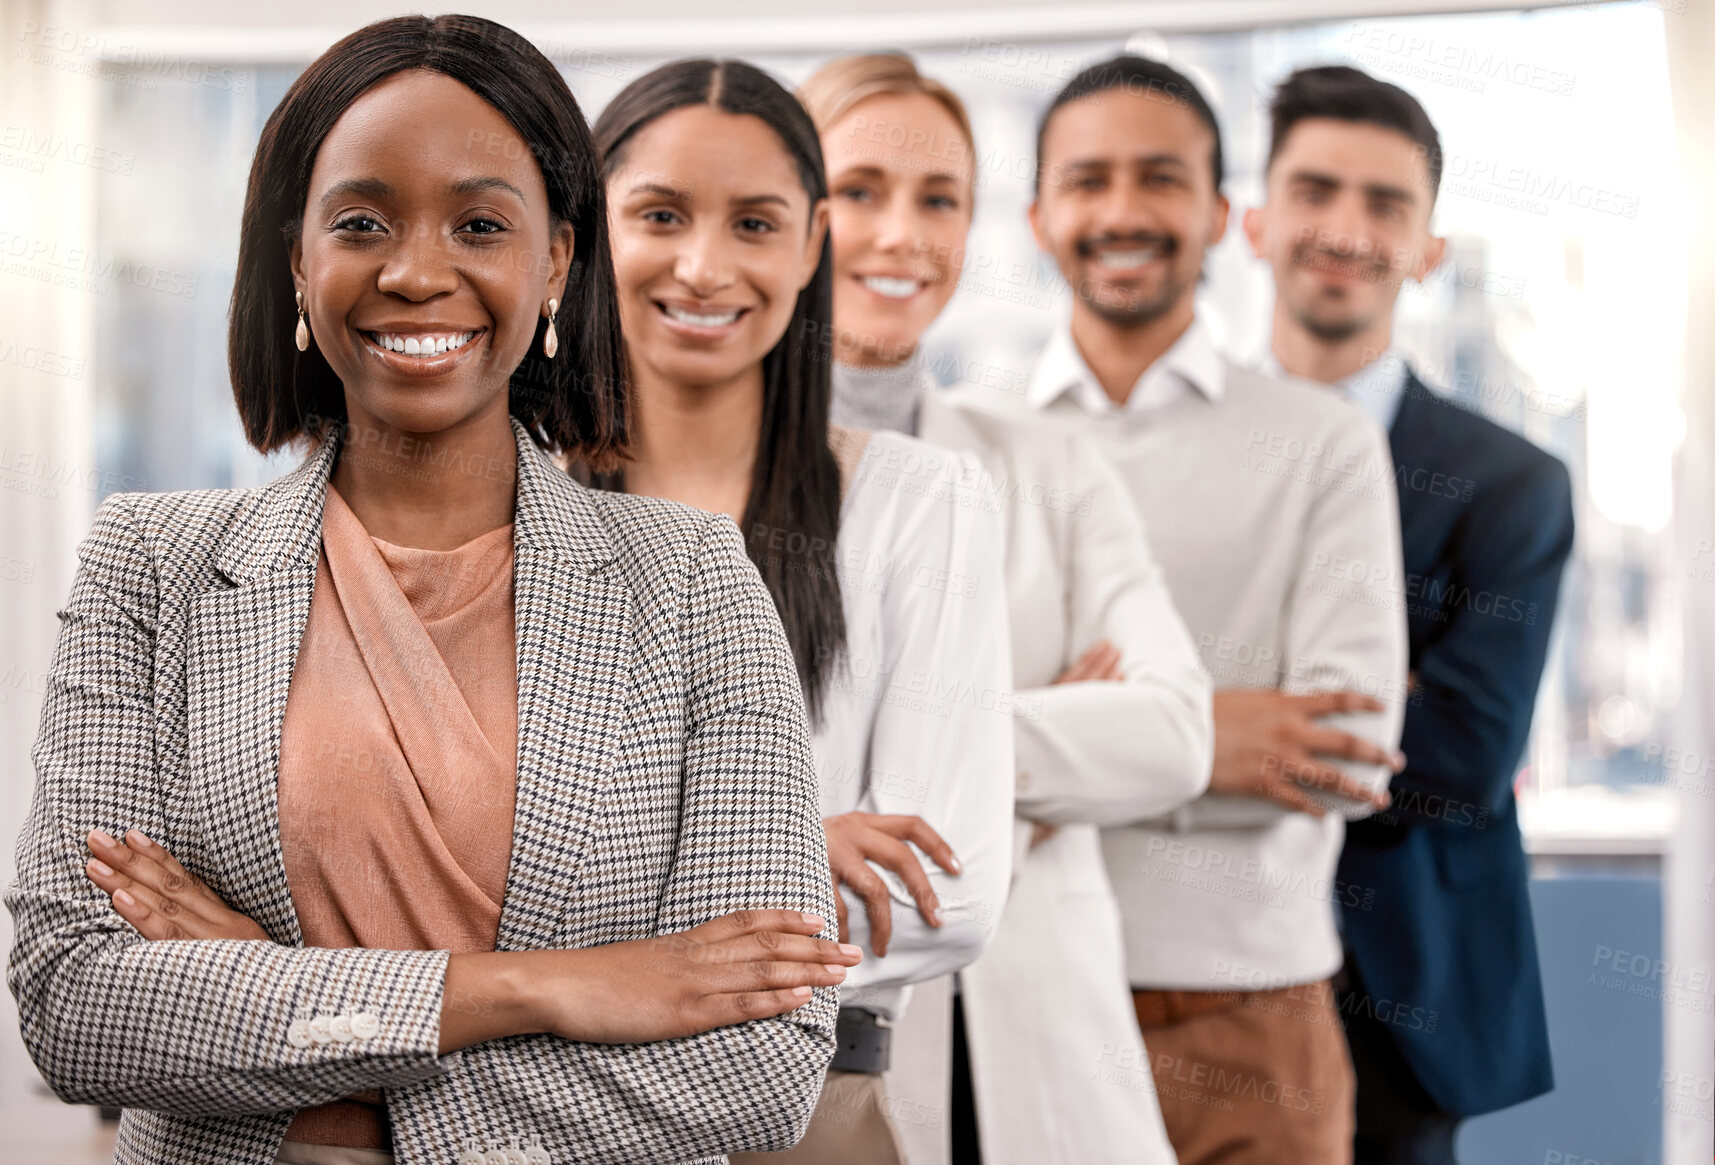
[496,419,634,951]
[185,431,341,944]
[184,418,631,951]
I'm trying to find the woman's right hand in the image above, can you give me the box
[440,910,859,1052]
[822,813,961,956]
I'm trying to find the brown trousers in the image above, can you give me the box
[1135,979,1356,1165]
[729,1068,908,1165]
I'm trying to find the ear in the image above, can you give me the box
[1208,191,1231,247]
[547,219,576,306]
[1027,198,1047,252]
[1241,205,1267,261]
[800,197,830,292]
[289,235,305,301]
[1413,232,1447,284]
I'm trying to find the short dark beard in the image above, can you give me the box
[1071,231,1188,327]
[1296,303,1365,339]
[1081,278,1185,327]
[1292,299,1374,343]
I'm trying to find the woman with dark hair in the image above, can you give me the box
[586,59,1015,1165]
[6,16,856,1165]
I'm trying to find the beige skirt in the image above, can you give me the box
[272,1140,395,1165]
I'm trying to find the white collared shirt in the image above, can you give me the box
[1026,315,1227,416]
[1259,345,1411,433]
[972,317,1408,989]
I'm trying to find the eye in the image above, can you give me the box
[839,186,874,204]
[926,194,961,212]
[459,217,506,236]
[1145,172,1182,189]
[737,216,777,234]
[642,208,682,226]
[332,214,383,234]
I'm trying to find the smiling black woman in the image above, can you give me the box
[5,15,851,1165]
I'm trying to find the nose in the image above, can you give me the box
[872,191,917,257]
[673,221,737,298]
[1094,179,1161,240]
[1323,192,1371,259]
[375,221,460,301]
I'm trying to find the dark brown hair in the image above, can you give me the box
[591,59,845,721]
[1267,65,1443,201]
[228,14,627,464]
[1037,54,1225,191]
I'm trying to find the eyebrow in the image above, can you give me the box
[319,177,391,210]
[318,175,527,211]
[1287,168,1417,204]
[627,181,792,209]
[1063,153,1190,172]
[832,162,968,186]
[447,175,528,204]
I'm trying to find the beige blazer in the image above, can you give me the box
[885,391,1212,1165]
[6,417,838,1165]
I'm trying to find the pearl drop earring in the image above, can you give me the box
[543,297,559,359]
[294,290,310,353]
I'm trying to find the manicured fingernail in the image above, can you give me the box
[839,944,862,959]
[1393,752,1407,771]
[113,889,135,907]
[948,855,963,874]
[792,986,812,998]
[800,913,825,928]
[823,964,847,977]
[127,830,154,849]
[89,828,117,848]
[88,859,114,877]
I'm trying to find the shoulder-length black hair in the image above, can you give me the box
[590,59,845,721]
[229,14,627,466]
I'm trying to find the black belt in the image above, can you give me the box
[831,1006,891,1074]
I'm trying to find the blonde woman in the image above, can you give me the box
[800,54,1213,1165]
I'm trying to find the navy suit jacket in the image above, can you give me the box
[1338,369,1572,1117]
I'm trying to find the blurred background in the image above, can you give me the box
[2,0,1711,1161]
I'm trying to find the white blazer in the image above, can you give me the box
[814,429,1016,1024]
[886,390,1213,1165]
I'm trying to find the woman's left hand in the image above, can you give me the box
[84,828,270,942]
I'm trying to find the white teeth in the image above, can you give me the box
[1096,249,1157,269]
[665,305,741,328]
[372,331,477,357]
[862,276,920,300]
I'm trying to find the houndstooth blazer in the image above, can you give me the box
[6,416,838,1165]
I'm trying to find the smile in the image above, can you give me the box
[1091,247,1164,270]
[859,275,923,300]
[363,330,480,356]
[358,328,486,373]
[656,301,747,336]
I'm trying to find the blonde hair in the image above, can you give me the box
[797,52,976,159]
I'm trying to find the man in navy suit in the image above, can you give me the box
[1242,65,1573,1163]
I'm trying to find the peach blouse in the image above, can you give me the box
[277,484,519,1149]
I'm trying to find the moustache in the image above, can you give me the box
[1293,245,1390,274]
[1076,233,1179,259]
